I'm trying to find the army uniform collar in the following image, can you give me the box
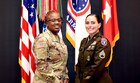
[45,29,60,42]
[84,32,101,49]
[87,32,101,41]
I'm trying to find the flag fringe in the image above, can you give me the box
[105,32,120,67]
[22,78,26,83]
[66,32,75,47]
[111,32,120,48]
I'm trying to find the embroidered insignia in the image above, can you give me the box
[87,45,95,50]
[99,50,105,59]
[101,38,107,46]
[87,41,96,50]
[37,43,45,48]
[91,41,97,45]
[87,56,90,61]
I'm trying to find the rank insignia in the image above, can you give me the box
[101,38,107,46]
[99,50,105,59]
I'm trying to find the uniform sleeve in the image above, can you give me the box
[64,49,69,79]
[75,38,86,82]
[83,38,111,80]
[65,56,69,79]
[33,36,49,73]
[64,68,69,79]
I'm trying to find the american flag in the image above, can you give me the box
[19,0,39,83]
[66,0,91,64]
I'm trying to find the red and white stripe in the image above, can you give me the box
[49,0,58,12]
[19,0,39,83]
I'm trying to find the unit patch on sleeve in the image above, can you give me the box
[101,38,107,46]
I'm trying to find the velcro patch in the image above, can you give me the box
[37,43,45,48]
[99,50,105,59]
[101,38,107,46]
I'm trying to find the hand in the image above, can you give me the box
[64,79,69,83]
[60,79,69,83]
[84,76,91,79]
[60,80,63,83]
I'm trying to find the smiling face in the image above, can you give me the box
[46,11,62,35]
[85,14,101,37]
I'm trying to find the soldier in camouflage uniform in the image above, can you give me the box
[75,14,113,83]
[32,11,69,83]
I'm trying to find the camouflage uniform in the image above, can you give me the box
[75,32,113,83]
[32,29,68,83]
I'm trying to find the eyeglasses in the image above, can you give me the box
[46,18,62,22]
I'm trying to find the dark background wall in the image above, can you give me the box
[0,0,140,83]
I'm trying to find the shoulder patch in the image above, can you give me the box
[36,43,45,48]
[101,38,107,46]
